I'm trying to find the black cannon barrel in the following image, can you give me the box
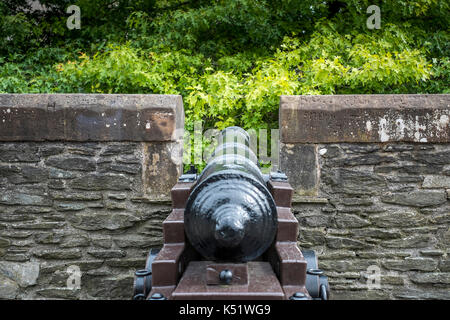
[184,127,278,262]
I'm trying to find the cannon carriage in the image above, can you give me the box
[133,126,329,300]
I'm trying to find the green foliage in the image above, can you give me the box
[0,0,448,134]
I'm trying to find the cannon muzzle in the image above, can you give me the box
[184,127,278,262]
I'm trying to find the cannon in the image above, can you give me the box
[133,126,329,300]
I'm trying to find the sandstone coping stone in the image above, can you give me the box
[280,94,450,143]
[0,94,184,142]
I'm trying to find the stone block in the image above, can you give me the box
[39,146,65,157]
[297,215,331,227]
[87,250,126,259]
[59,234,90,248]
[350,228,402,240]
[8,166,48,184]
[439,259,450,272]
[419,249,444,257]
[381,234,434,248]
[0,94,184,142]
[13,207,53,214]
[395,289,450,299]
[68,212,140,231]
[409,272,450,284]
[107,194,126,200]
[70,173,132,191]
[84,274,133,299]
[381,275,405,286]
[142,142,183,199]
[0,261,40,287]
[114,236,159,248]
[340,198,374,206]
[280,95,450,143]
[382,257,438,271]
[48,168,77,179]
[0,237,11,247]
[33,249,82,260]
[381,190,447,207]
[91,237,113,249]
[370,211,425,228]
[298,228,326,246]
[48,180,65,189]
[0,144,40,162]
[36,288,80,299]
[40,260,103,274]
[34,232,63,245]
[280,143,318,196]
[0,274,19,299]
[412,150,450,165]
[50,191,102,201]
[12,222,64,230]
[322,168,386,195]
[319,251,356,260]
[319,259,377,272]
[98,163,141,175]
[331,290,391,300]
[337,154,396,166]
[0,191,52,206]
[46,156,96,171]
[106,258,147,268]
[55,202,86,212]
[100,144,137,156]
[334,214,370,228]
[422,175,450,188]
[326,236,371,249]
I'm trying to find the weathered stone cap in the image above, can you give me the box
[280,94,449,143]
[0,94,184,142]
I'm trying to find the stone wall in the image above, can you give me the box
[280,95,450,299]
[0,94,183,299]
[1,93,449,300]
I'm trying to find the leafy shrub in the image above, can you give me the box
[0,0,448,168]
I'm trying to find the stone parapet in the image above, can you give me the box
[280,94,449,144]
[0,94,184,299]
[0,94,183,142]
[280,94,450,300]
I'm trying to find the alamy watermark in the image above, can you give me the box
[366,265,381,290]
[366,5,381,30]
[66,265,81,290]
[67,5,81,30]
[64,4,379,31]
[169,122,280,168]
